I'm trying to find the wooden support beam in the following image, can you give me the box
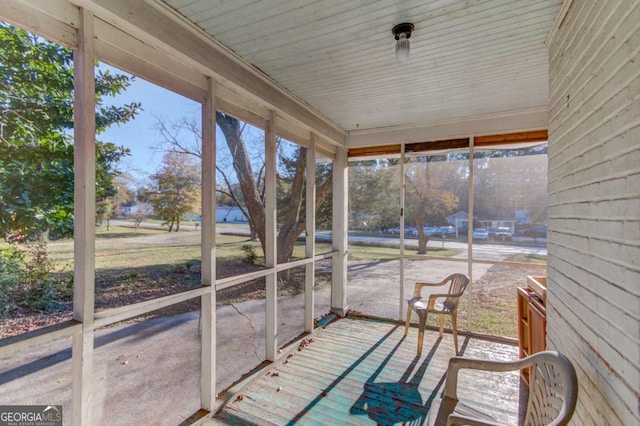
[331,148,349,316]
[467,137,475,331]
[216,97,267,130]
[348,130,547,159]
[348,144,401,158]
[72,8,96,425]
[0,321,81,358]
[406,138,470,153]
[93,17,207,103]
[398,145,406,322]
[265,110,278,361]
[305,136,316,332]
[474,130,548,146]
[93,287,208,329]
[200,78,217,411]
[0,0,78,48]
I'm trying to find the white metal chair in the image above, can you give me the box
[428,351,578,426]
[404,273,470,355]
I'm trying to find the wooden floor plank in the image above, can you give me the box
[210,317,522,425]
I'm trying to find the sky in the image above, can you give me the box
[98,63,303,194]
[99,63,271,190]
[99,63,201,183]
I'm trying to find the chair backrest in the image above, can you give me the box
[524,352,578,426]
[443,273,470,308]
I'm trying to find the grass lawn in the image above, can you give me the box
[457,259,547,338]
[508,252,547,264]
[2,228,277,337]
[2,226,541,339]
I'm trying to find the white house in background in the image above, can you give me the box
[446,211,468,229]
[515,210,531,224]
[120,202,153,217]
[216,206,248,223]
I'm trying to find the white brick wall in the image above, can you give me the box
[547,1,640,424]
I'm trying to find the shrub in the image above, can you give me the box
[240,243,258,265]
[0,241,73,317]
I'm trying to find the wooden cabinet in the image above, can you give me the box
[517,277,547,386]
[529,295,546,354]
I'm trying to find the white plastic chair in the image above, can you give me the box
[404,273,470,355]
[428,351,578,426]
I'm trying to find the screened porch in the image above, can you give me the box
[1,1,638,425]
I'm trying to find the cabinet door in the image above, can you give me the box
[517,288,530,357]
[528,297,546,354]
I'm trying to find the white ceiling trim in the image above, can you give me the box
[346,107,548,148]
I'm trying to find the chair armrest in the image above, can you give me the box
[414,280,447,297]
[426,293,454,309]
[416,281,446,287]
[442,351,565,400]
[427,292,464,310]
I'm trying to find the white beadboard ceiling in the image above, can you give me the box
[162,0,562,133]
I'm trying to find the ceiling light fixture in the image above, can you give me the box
[392,23,414,62]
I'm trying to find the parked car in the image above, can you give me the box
[436,226,457,237]
[410,226,437,236]
[488,227,513,241]
[524,224,547,238]
[472,228,489,240]
[423,226,438,236]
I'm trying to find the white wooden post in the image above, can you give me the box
[200,78,216,410]
[331,148,348,316]
[265,111,277,361]
[304,135,316,331]
[72,8,96,426]
[467,137,474,330]
[399,144,406,321]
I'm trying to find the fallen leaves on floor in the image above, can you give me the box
[297,337,314,351]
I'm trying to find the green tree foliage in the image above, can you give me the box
[349,159,401,232]
[473,146,547,224]
[0,240,72,316]
[95,198,114,229]
[149,151,201,232]
[0,23,141,239]
[405,156,459,254]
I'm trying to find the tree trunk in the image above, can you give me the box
[412,208,428,255]
[216,114,333,266]
[216,112,266,251]
[417,229,429,254]
[276,146,307,265]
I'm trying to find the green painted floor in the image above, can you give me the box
[211,317,523,425]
